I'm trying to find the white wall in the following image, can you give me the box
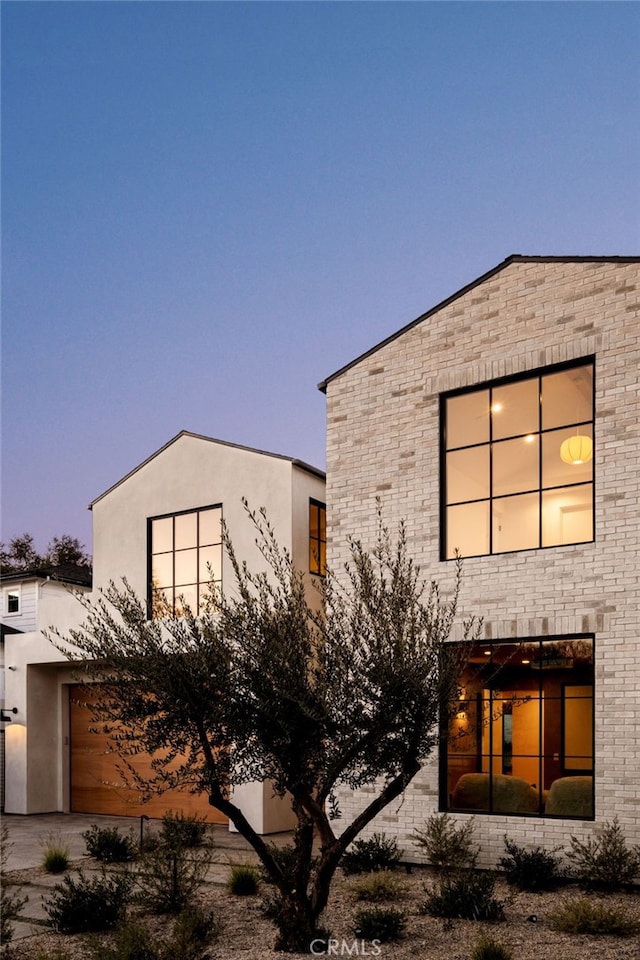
[4,579,89,814]
[92,434,297,600]
[5,433,326,831]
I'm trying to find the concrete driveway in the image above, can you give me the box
[2,811,261,870]
[2,812,290,941]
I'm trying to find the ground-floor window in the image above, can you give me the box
[442,635,594,818]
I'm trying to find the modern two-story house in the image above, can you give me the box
[320,255,639,862]
[2,431,326,833]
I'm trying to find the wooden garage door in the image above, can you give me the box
[69,684,227,823]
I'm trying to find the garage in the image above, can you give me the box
[69,684,227,823]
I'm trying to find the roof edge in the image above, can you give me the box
[0,567,92,588]
[318,254,640,392]
[89,430,325,509]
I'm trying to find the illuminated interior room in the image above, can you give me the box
[444,636,594,818]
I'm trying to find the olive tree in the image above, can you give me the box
[52,505,479,952]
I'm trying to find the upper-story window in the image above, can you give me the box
[309,500,326,576]
[3,586,20,615]
[442,358,594,559]
[149,505,222,617]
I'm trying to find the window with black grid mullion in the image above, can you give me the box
[443,359,594,559]
[149,505,222,616]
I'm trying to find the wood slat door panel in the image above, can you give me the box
[69,684,227,823]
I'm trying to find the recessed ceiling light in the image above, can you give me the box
[491,402,503,413]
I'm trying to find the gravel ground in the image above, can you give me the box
[2,864,639,959]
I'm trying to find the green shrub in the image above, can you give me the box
[87,907,221,960]
[227,863,260,896]
[421,870,505,921]
[0,823,28,944]
[88,919,158,960]
[136,841,214,914]
[43,849,70,873]
[354,906,406,942]
[140,831,161,853]
[160,811,208,849]
[352,870,405,902]
[412,813,478,872]
[42,833,71,873]
[550,897,640,936]
[83,824,138,863]
[567,818,640,890]
[44,870,133,933]
[341,833,403,875]
[471,931,514,960]
[498,836,563,891]
[168,905,222,958]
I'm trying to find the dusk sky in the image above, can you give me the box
[2,1,639,557]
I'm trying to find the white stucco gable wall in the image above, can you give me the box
[91,432,301,599]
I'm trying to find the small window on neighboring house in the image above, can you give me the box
[443,635,594,819]
[148,505,222,617]
[309,500,326,576]
[441,358,594,559]
[4,588,20,615]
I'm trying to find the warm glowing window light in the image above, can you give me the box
[560,434,593,466]
[443,359,594,558]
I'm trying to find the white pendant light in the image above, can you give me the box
[560,434,592,465]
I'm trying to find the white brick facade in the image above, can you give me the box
[322,256,640,865]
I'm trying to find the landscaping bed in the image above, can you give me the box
[2,861,638,959]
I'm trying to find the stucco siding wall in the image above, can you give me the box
[6,435,325,822]
[2,580,90,808]
[325,259,640,863]
[92,435,297,599]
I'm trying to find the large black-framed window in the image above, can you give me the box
[309,499,326,576]
[442,635,594,819]
[148,504,222,617]
[441,357,595,559]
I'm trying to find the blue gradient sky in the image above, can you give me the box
[2,1,639,556]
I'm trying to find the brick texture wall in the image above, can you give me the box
[324,258,640,866]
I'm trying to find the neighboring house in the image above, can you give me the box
[2,431,325,833]
[320,255,640,862]
[0,564,92,813]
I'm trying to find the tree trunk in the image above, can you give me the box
[273,890,325,953]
